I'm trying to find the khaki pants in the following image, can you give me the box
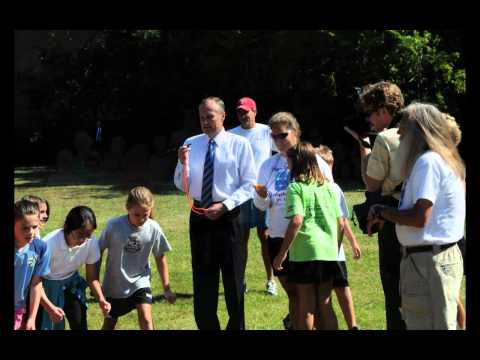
[400,244,463,330]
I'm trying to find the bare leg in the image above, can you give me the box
[278,275,297,328]
[334,286,357,329]
[136,303,154,330]
[315,281,337,330]
[257,228,273,282]
[296,283,317,330]
[102,316,118,330]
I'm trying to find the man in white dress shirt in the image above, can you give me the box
[174,96,256,330]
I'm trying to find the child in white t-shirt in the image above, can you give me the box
[318,145,361,330]
[39,206,111,330]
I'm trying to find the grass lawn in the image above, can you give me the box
[14,166,466,330]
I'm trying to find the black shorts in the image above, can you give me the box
[106,287,152,319]
[239,199,268,230]
[287,260,336,284]
[268,237,290,277]
[332,261,349,288]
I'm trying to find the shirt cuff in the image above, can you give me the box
[253,193,269,210]
[222,199,236,211]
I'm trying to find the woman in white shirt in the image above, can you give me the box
[367,103,465,330]
[254,112,333,330]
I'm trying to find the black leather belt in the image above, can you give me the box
[403,242,457,256]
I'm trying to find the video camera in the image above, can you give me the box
[343,87,378,149]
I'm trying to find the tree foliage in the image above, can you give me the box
[17,29,465,173]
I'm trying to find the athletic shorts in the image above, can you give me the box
[106,287,152,319]
[239,199,268,230]
[332,261,349,288]
[287,260,336,284]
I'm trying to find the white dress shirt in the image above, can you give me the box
[174,128,256,211]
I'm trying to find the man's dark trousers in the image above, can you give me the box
[189,205,245,330]
[378,198,406,330]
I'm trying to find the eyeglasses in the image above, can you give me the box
[271,130,291,141]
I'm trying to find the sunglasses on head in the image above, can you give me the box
[271,130,291,141]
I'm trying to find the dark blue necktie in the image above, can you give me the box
[200,139,216,208]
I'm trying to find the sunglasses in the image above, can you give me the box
[271,130,291,141]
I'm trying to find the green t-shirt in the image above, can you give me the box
[285,181,341,262]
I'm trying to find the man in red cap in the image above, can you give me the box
[228,97,277,296]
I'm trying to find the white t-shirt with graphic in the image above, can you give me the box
[42,228,100,281]
[228,123,275,175]
[395,151,465,247]
[253,153,333,238]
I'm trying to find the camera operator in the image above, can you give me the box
[351,81,406,330]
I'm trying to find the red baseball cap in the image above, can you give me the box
[236,97,257,112]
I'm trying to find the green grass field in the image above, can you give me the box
[14,166,466,330]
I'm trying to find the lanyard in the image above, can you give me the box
[183,162,209,215]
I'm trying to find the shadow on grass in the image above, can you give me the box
[14,166,181,197]
[15,166,366,198]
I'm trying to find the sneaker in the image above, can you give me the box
[266,280,278,296]
[283,314,293,330]
[349,326,360,330]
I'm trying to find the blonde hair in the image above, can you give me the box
[317,144,334,166]
[126,186,154,217]
[443,113,462,146]
[287,141,325,185]
[199,96,225,113]
[399,103,465,180]
[268,112,301,141]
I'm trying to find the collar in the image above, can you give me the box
[59,229,69,250]
[207,128,227,146]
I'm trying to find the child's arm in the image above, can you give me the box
[86,263,111,315]
[273,215,303,271]
[94,246,104,282]
[338,217,345,251]
[343,218,361,259]
[155,254,176,304]
[39,286,65,324]
[25,275,43,330]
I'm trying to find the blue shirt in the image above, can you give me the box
[174,128,257,210]
[14,238,51,310]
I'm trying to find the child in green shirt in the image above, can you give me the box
[273,141,343,330]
